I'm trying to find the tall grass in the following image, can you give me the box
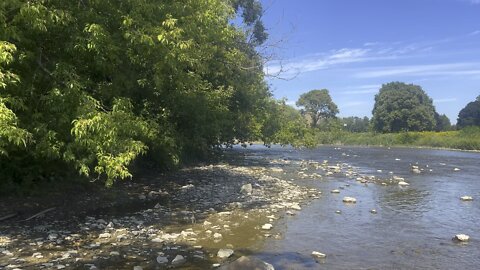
[314,126,480,150]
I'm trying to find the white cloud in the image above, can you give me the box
[265,48,371,75]
[341,84,381,94]
[354,63,480,78]
[469,30,480,36]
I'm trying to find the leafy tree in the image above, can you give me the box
[296,89,339,128]
[340,116,370,133]
[0,0,276,191]
[261,100,315,147]
[457,96,480,128]
[371,82,436,132]
[434,112,452,131]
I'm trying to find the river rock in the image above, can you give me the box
[453,168,461,171]
[330,189,340,193]
[453,234,470,242]
[98,233,111,239]
[311,251,326,258]
[133,266,143,270]
[398,181,410,186]
[213,233,223,239]
[240,183,253,195]
[342,197,357,203]
[156,256,168,264]
[218,256,274,270]
[262,224,273,230]
[171,255,186,266]
[460,196,473,201]
[370,209,377,214]
[217,249,234,259]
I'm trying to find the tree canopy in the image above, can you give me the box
[371,82,436,132]
[296,89,339,128]
[457,95,480,128]
[0,0,286,191]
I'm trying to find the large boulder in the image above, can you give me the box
[218,256,274,270]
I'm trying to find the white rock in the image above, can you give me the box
[312,251,326,258]
[156,256,168,264]
[240,183,253,195]
[213,233,223,239]
[330,189,340,194]
[109,251,120,256]
[454,234,470,242]
[171,255,186,266]
[460,196,473,201]
[342,197,357,203]
[398,181,410,186]
[453,168,461,171]
[151,238,163,243]
[370,209,377,214]
[98,233,111,239]
[57,265,66,269]
[133,266,143,270]
[261,224,273,230]
[217,249,234,259]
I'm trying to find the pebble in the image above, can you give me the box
[171,255,186,266]
[98,233,111,239]
[217,249,234,259]
[453,168,461,171]
[213,233,223,239]
[370,209,377,214]
[133,267,143,270]
[312,251,326,258]
[261,224,273,230]
[335,210,342,214]
[330,189,340,193]
[453,234,470,242]
[460,196,473,201]
[342,197,357,203]
[398,181,410,186]
[156,256,168,264]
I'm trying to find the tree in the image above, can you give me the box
[296,89,339,128]
[340,116,370,132]
[457,95,480,128]
[371,82,436,132]
[0,0,276,190]
[434,112,452,131]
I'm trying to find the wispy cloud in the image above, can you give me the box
[265,48,371,75]
[354,63,480,78]
[434,98,458,103]
[469,30,480,36]
[341,84,381,95]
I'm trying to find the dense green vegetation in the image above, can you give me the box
[0,0,312,192]
[313,127,480,151]
[296,89,338,128]
[371,82,437,132]
[457,96,480,128]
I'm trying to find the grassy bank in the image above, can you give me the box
[315,127,480,151]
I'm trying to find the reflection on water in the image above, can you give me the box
[231,145,480,270]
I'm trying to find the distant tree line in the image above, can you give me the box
[295,82,479,133]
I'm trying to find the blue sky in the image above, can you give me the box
[260,0,480,123]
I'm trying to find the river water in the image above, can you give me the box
[229,145,480,270]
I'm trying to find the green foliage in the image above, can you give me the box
[0,0,278,191]
[371,82,436,132]
[434,112,452,131]
[339,116,370,132]
[296,89,339,128]
[261,100,315,148]
[457,96,480,128]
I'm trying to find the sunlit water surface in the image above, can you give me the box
[230,145,480,270]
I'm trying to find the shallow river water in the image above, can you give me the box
[230,145,480,270]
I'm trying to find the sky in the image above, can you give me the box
[260,0,480,123]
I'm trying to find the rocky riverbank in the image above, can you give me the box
[0,161,321,270]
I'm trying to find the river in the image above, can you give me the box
[229,145,480,270]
